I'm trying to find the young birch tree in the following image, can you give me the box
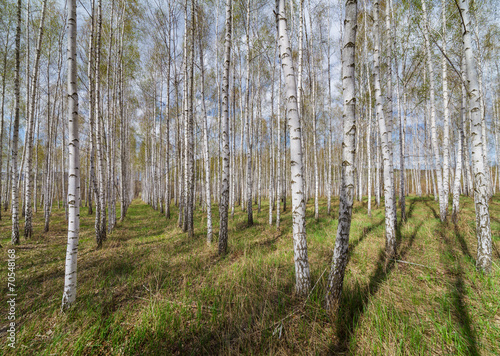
[11,0,21,245]
[24,0,48,239]
[198,3,212,243]
[441,0,450,212]
[218,0,232,255]
[325,0,357,311]
[422,0,446,222]
[458,0,492,273]
[62,0,79,309]
[374,0,396,259]
[276,0,311,295]
[245,0,253,226]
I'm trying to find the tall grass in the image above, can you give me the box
[1,194,499,355]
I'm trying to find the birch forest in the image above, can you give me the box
[1,0,500,354]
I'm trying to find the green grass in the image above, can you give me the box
[1,194,500,355]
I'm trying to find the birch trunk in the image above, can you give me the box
[0,32,8,221]
[313,74,319,221]
[385,0,396,227]
[422,0,446,221]
[11,0,21,245]
[62,0,79,310]
[374,0,396,259]
[276,0,311,295]
[452,76,465,223]
[95,0,106,247]
[276,76,281,229]
[185,0,195,237]
[364,0,372,217]
[218,0,232,255]
[442,0,450,213]
[198,8,212,243]
[245,0,253,225]
[458,0,492,273]
[325,0,357,311]
[268,50,276,225]
[24,0,47,238]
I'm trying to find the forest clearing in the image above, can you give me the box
[2,0,500,354]
[1,196,500,354]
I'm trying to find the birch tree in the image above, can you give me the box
[276,0,310,295]
[452,62,466,223]
[62,0,79,309]
[245,0,253,226]
[422,0,446,222]
[441,0,450,213]
[218,0,232,255]
[457,0,492,273]
[374,0,396,260]
[198,2,212,243]
[325,0,357,311]
[24,0,48,239]
[11,0,21,245]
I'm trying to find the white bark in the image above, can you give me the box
[198,9,212,243]
[458,0,492,273]
[422,0,446,221]
[95,0,106,246]
[442,0,450,212]
[325,0,357,311]
[452,72,465,223]
[276,0,311,295]
[245,0,253,225]
[62,0,80,310]
[218,0,232,255]
[374,0,396,259]
[313,73,319,221]
[11,0,21,245]
[364,0,372,217]
[24,0,47,239]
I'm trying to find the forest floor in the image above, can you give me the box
[1,194,500,355]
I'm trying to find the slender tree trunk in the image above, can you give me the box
[268,48,276,225]
[422,0,446,221]
[313,73,319,220]
[62,0,80,309]
[185,0,195,237]
[442,0,450,214]
[11,0,22,245]
[24,0,47,239]
[458,0,492,273]
[0,31,11,221]
[276,75,281,228]
[325,0,357,311]
[218,0,232,255]
[452,75,465,223]
[276,0,311,295]
[165,22,172,219]
[385,0,396,228]
[95,0,106,247]
[198,6,212,243]
[364,1,372,217]
[245,0,253,225]
[374,0,396,260]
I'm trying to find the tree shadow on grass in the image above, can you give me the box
[423,199,439,219]
[453,223,474,261]
[348,218,385,257]
[441,229,480,356]
[330,218,423,354]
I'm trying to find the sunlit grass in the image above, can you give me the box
[1,193,499,355]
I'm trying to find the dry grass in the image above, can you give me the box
[1,194,499,355]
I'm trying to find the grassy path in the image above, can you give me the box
[1,195,499,355]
